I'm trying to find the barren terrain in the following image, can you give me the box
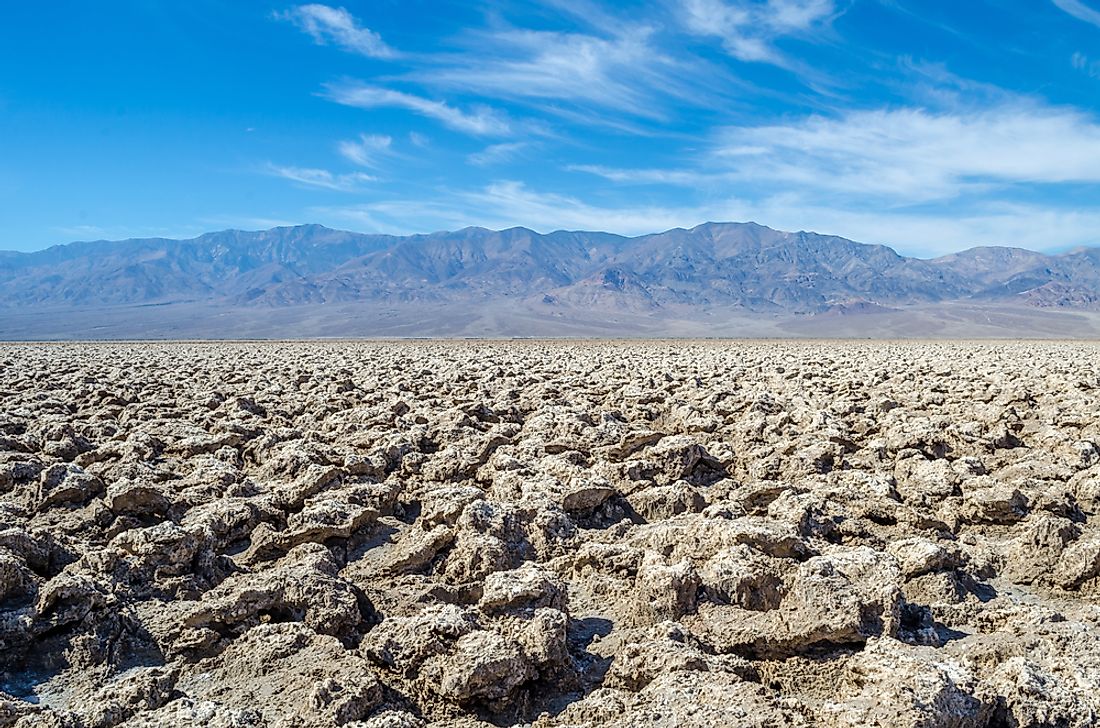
[3,340,1100,727]
[6,223,1100,340]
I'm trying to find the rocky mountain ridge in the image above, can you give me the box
[2,222,1098,314]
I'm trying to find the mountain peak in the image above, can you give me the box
[2,223,1099,337]
[692,220,763,229]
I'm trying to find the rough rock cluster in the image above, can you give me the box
[2,340,1100,727]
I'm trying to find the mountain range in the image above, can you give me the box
[2,222,1099,339]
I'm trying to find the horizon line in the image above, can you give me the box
[2,220,1090,260]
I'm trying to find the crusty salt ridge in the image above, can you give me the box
[1,340,1099,727]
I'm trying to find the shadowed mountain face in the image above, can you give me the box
[1,222,1099,338]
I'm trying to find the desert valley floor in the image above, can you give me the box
[2,340,1100,727]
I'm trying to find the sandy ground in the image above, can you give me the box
[2,340,1100,727]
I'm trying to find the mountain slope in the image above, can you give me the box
[2,222,1099,337]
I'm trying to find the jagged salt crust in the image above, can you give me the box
[1,341,1099,727]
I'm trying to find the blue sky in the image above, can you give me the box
[3,0,1100,255]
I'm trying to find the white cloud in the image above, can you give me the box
[1073,51,1100,78]
[337,134,392,167]
[766,0,836,29]
[416,25,714,119]
[680,0,835,65]
[277,4,396,58]
[324,83,511,136]
[456,181,703,234]
[569,164,723,185]
[468,142,528,167]
[265,164,375,192]
[296,5,730,133]
[1053,0,1100,28]
[269,2,1100,257]
[711,104,1100,202]
[312,180,1100,256]
[199,215,305,231]
[570,101,1100,202]
[738,196,1100,256]
[309,204,397,233]
[319,181,710,236]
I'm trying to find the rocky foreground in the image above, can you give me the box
[2,341,1100,727]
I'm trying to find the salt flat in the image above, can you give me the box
[2,341,1100,727]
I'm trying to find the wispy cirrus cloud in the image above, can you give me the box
[414,24,726,121]
[314,181,1100,255]
[575,102,1100,201]
[276,4,397,58]
[1073,51,1100,78]
[568,164,724,186]
[317,181,710,236]
[468,142,529,167]
[1052,0,1100,28]
[199,215,306,231]
[267,1,1100,258]
[736,195,1100,255]
[711,104,1100,202]
[265,163,375,192]
[679,0,837,65]
[337,133,392,167]
[455,181,702,234]
[285,3,747,140]
[323,82,511,136]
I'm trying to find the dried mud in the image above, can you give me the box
[2,340,1100,727]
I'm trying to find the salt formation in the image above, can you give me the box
[1,341,1099,727]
